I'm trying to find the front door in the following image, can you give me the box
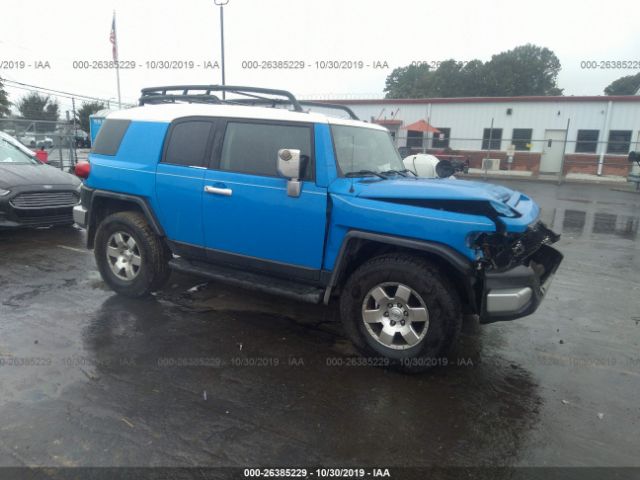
[540,129,566,173]
[203,119,328,282]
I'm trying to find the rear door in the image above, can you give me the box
[155,117,216,252]
[202,119,328,282]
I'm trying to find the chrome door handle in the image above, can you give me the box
[204,185,232,196]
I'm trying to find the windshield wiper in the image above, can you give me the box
[344,170,388,179]
[380,169,417,177]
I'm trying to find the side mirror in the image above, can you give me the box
[277,148,302,197]
[628,151,638,163]
[435,159,455,178]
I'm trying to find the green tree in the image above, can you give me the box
[483,44,562,96]
[76,101,105,133]
[0,78,10,117]
[384,63,432,99]
[17,92,59,121]
[384,44,563,98]
[604,72,640,95]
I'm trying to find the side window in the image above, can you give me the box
[219,122,312,179]
[92,119,131,156]
[163,121,212,167]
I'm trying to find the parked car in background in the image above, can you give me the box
[0,131,37,159]
[0,133,81,228]
[74,130,91,148]
[18,133,54,149]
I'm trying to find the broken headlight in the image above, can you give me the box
[471,221,560,271]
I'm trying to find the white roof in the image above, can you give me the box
[106,103,386,130]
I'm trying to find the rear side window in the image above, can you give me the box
[92,119,131,156]
[219,122,312,178]
[163,121,212,167]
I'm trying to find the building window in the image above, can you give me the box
[482,128,502,150]
[606,130,632,154]
[575,130,599,154]
[406,130,424,148]
[431,128,451,149]
[512,128,533,151]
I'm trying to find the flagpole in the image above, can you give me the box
[113,10,122,108]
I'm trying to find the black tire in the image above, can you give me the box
[94,211,170,297]
[339,254,462,373]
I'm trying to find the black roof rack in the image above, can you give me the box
[138,85,359,120]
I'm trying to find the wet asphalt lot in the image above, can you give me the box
[0,180,639,471]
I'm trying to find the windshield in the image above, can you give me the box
[0,137,38,164]
[332,125,404,176]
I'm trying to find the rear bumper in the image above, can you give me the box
[480,245,563,323]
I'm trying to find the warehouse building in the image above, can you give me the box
[334,96,640,177]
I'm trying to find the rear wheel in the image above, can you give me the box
[94,211,170,297]
[339,254,462,372]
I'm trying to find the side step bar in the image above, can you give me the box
[168,257,325,304]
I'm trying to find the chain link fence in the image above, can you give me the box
[0,118,88,172]
[393,132,640,186]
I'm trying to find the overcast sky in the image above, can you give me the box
[1,0,638,113]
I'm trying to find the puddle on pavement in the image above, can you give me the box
[27,294,540,467]
[541,207,639,240]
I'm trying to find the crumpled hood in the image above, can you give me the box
[0,163,80,189]
[333,177,515,203]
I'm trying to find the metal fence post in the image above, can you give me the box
[558,118,570,186]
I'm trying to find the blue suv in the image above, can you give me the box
[74,85,563,370]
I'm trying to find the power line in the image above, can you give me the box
[0,78,137,106]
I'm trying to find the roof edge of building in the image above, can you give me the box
[315,95,640,105]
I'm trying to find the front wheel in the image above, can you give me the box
[339,254,462,372]
[94,211,170,297]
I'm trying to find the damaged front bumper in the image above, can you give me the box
[480,244,563,323]
[475,222,563,323]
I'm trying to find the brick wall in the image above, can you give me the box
[427,149,542,173]
[563,154,631,176]
[416,149,633,176]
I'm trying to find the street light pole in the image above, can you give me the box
[214,0,229,99]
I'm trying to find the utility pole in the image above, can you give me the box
[111,11,122,108]
[71,97,78,137]
[214,0,229,99]
[71,97,78,165]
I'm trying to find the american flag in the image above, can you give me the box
[110,13,118,62]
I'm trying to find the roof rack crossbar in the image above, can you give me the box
[299,101,359,120]
[138,85,360,120]
[221,97,360,120]
[139,85,304,112]
[138,94,223,105]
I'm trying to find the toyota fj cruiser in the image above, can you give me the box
[74,85,563,371]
